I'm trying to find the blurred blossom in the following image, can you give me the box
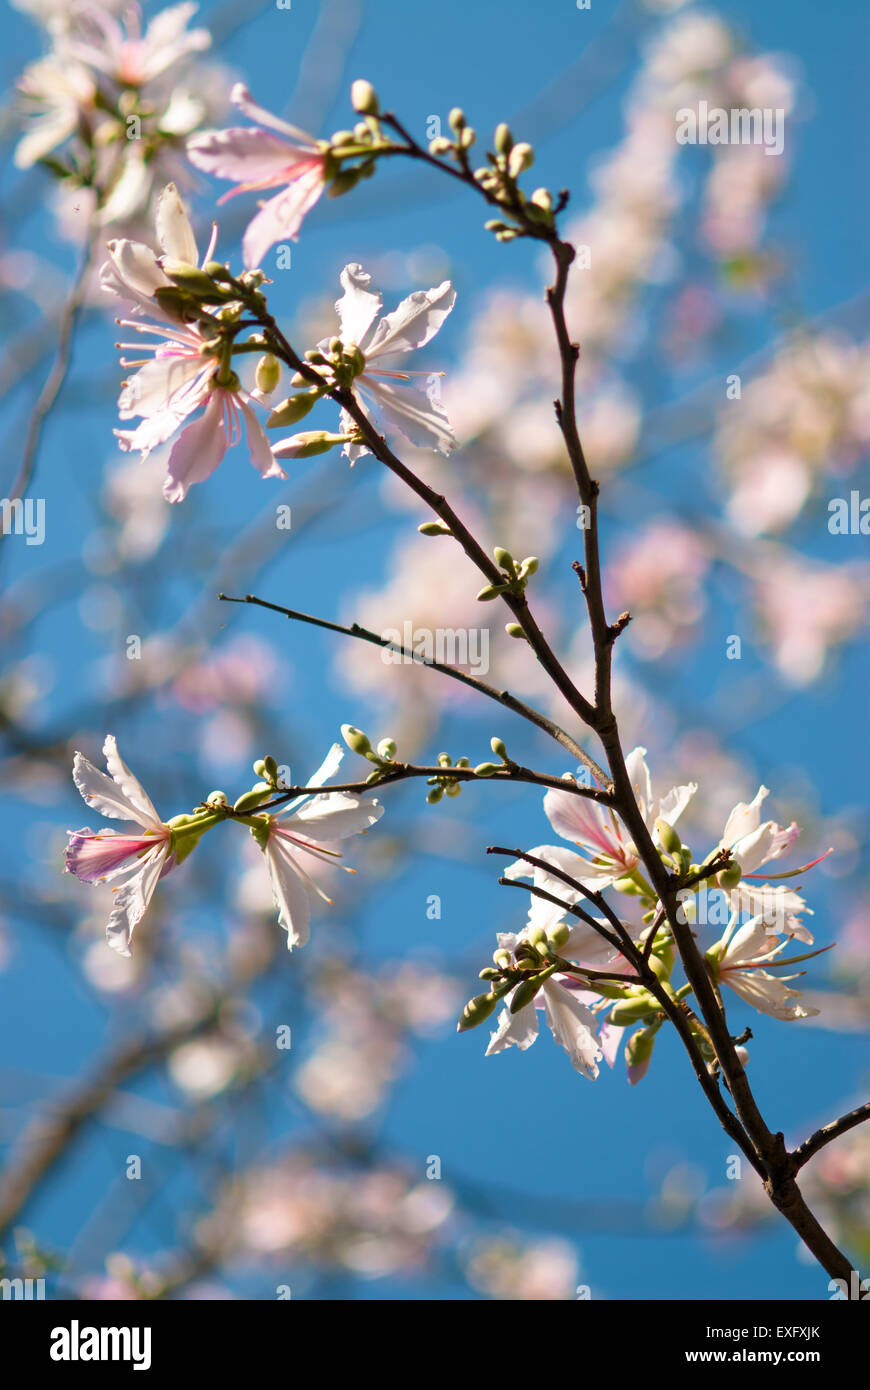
[608,518,710,657]
[103,451,172,561]
[753,553,870,684]
[466,1234,579,1300]
[716,335,870,535]
[168,1035,250,1100]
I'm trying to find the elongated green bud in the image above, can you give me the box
[342,724,372,756]
[476,584,505,601]
[473,762,500,777]
[448,107,466,132]
[548,923,571,950]
[162,259,227,298]
[655,817,682,854]
[267,389,322,428]
[494,123,513,155]
[271,431,349,458]
[508,143,534,178]
[493,546,514,571]
[233,783,272,813]
[255,353,281,395]
[418,520,452,536]
[458,991,499,1031]
[610,994,659,1026]
[626,1024,658,1085]
[505,623,527,639]
[490,737,507,760]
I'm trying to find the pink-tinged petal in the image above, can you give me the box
[229,83,318,146]
[284,791,384,841]
[102,238,171,308]
[118,354,207,420]
[187,126,312,185]
[155,182,198,263]
[105,846,169,956]
[362,376,456,455]
[73,752,157,827]
[237,397,287,480]
[657,781,697,827]
[241,167,325,268]
[335,263,383,348]
[115,410,187,460]
[263,837,312,949]
[163,392,228,502]
[723,970,818,1021]
[485,995,539,1056]
[102,734,162,825]
[65,828,166,883]
[542,786,624,860]
[365,280,456,357]
[598,1020,623,1069]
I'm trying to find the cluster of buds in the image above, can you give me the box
[320,80,386,197]
[341,724,399,784]
[459,922,577,1032]
[425,751,472,804]
[476,546,539,603]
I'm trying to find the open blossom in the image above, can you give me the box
[187,83,326,269]
[103,183,285,501]
[308,263,456,465]
[65,1,210,87]
[717,785,815,941]
[258,745,384,949]
[65,735,174,956]
[505,747,696,896]
[708,914,820,1021]
[484,933,605,1079]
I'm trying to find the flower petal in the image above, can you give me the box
[362,376,456,455]
[365,280,456,357]
[335,263,383,348]
[155,182,198,264]
[163,392,228,503]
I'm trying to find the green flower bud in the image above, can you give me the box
[479,967,500,980]
[493,949,512,969]
[253,759,268,778]
[263,756,279,781]
[448,107,466,132]
[493,546,514,571]
[268,390,322,429]
[418,520,452,536]
[626,1024,658,1083]
[328,168,361,198]
[613,875,642,895]
[233,783,272,813]
[530,188,553,211]
[273,430,349,458]
[718,860,742,889]
[207,791,228,807]
[476,583,506,601]
[494,123,513,155]
[426,786,444,804]
[445,781,462,798]
[459,126,476,149]
[490,737,507,760]
[255,353,281,395]
[458,991,499,1031]
[330,129,356,146]
[351,79,379,115]
[342,724,372,756]
[548,923,571,950]
[429,137,453,156]
[519,556,539,576]
[610,994,659,1026]
[505,623,527,639]
[655,817,682,855]
[203,260,233,283]
[162,259,227,298]
[473,762,500,777]
[376,738,396,761]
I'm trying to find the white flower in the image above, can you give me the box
[718,785,814,941]
[505,747,696,895]
[324,263,457,463]
[259,745,384,948]
[102,183,283,501]
[65,735,174,956]
[709,913,821,1021]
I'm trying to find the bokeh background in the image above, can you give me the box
[0,0,867,1300]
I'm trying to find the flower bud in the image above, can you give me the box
[376,738,396,761]
[458,126,476,149]
[458,991,499,1031]
[429,137,453,156]
[448,107,466,132]
[519,556,539,576]
[473,762,500,777]
[426,786,444,804]
[548,923,571,950]
[493,948,512,969]
[655,817,682,855]
[493,546,514,571]
[342,724,372,756]
[490,737,507,760]
[626,1025,658,1086]
[255,353,281,395]
[505,623,527,639]
[718,860,742,889]
[494,123,513,155]
[270,431,350,459]
[351,79,379,116]
[330,129,356,146]
[610,994,658,1026]
[508,142,534,178]
[530,188,553,211]
[207,791,228,806]
[162,259,226,298]
[328,168,361,197]
[233,784,272,813]
[418,520,452,536]
[476,583,505,601]
[267,389,323,428]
